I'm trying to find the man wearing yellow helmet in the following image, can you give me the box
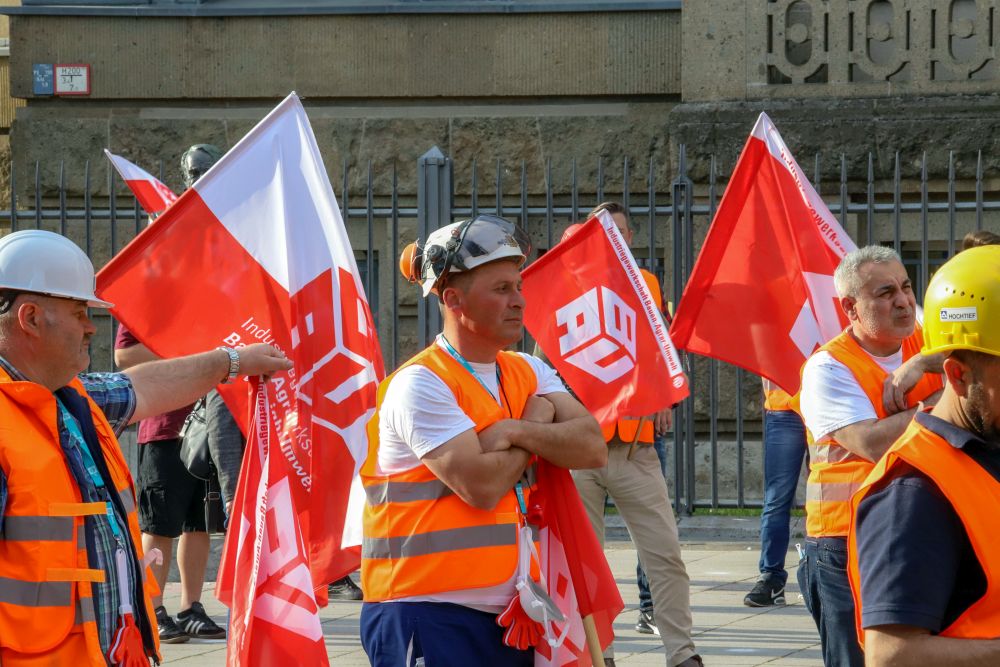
[848,244,1000,665]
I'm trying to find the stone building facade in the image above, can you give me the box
[3,0,999,504]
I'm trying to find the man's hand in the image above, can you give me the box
[653,408,672,436]
[882,352,944,414]
[478,419,518,454]
[237,343,294,380]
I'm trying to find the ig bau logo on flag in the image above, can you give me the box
[555,286,637,384]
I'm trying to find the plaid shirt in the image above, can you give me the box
[0,356,138,656]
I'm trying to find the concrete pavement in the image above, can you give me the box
[156,540,821,666]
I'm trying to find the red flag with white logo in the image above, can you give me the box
[669,113,857,394]
[523,211,688,426]
[531,459,623,667]
[224,379,328,667]
[104,149,179,216]
[96,93,385,599]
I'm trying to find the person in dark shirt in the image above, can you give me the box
[851,244,1000,665]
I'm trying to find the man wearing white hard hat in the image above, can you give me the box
[359,215,607,666]
[0,229,291,667]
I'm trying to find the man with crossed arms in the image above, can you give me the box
[797,245,943,666]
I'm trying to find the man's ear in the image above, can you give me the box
[440,285,462,311]
[942,355,971,398]
[14,299,45,339]
[840,296,857,321]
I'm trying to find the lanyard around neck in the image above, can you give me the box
[438,335,503,408]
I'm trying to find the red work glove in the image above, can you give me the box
[107,613,149,667]
[497,594,544,651]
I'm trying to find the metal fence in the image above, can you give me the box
[5,146,999,513]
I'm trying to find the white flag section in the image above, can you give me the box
[96,93,386,664]
[103,149,178,216]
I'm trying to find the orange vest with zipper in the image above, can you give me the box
[803,328,942,538]
[0,368,159,664]
[361,345,538,602]
[848,420,1000,646]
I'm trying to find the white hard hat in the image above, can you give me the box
[0,230,114,308]
[411,215,530,297]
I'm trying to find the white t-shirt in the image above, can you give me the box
[377,338,568,610]
[799,347,903,443]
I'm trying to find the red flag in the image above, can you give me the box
[523,211,688,427]
[104,149,179,216]
[224,379,328,667]
[669,113,857,394]
[96,93,385,592]
[532,459,623,666]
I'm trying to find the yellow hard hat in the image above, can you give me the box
[922,244,1000,357]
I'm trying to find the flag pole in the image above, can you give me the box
[625,417,648,461]
[581,614,605,665]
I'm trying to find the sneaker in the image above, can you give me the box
[328,575,363,601]
[176,601,227,639]
[743,577,785,607]
[677,655,704,667]
[154,605,189,644]
[604,659,617,667]
[634,609,660,636]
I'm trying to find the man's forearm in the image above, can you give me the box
[837,409,917,462]
[509,416,606,469]
[866,627,1000,666]
[125,350,231,424]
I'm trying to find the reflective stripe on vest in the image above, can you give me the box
[0,369,159,661]
[1,516,74,542]
[804,328,942,538]
[364,479,454,506]
[0,577,72,607]
[361,345,539,602]
[848,420,1000,647]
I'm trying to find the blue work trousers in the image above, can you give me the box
[361,601,533,667]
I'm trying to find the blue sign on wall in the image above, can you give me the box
[33,64,53,95]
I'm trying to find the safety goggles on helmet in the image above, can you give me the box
[402,215,531,297]
[922,244,1000,358]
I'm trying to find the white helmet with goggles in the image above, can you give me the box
[399,215,531,297]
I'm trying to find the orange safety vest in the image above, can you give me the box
[847,420,1000,647]
[600,269,665,445]
[803,329,942,537]
[360,344,539,602]
[0,368,159,665]
[763,381,796,412]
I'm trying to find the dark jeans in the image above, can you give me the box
[637,435,669,612]
[797,537,864,667]
[361,601,533,667]
[758,409,808,585]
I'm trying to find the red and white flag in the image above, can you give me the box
[669,113,857,394]
[96,93,384,632]
[104,149,179,216]
[532,460,623,666]
[523,211,689,427]
[224,379,328,666]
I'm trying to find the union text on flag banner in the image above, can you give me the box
[669,112,857,394]
[224,379,329,667]
[532,459,623,666]
[522,211,688,427]
[104,149,179,216]
[96,92,385,590]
